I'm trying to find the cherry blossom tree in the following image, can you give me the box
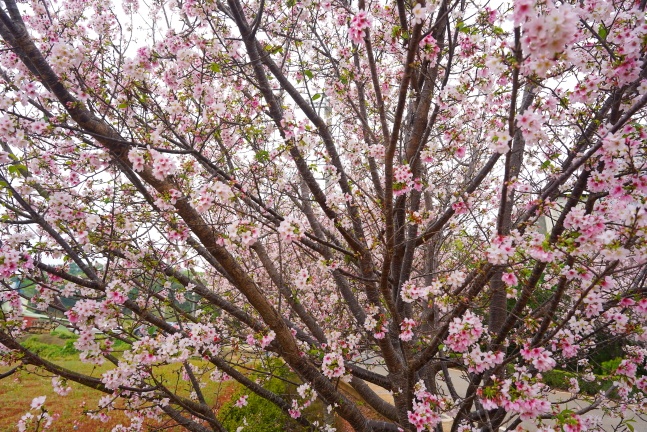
[0,0,646,431]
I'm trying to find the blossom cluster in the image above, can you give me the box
[514,0,580,77]
[278,216,305,243]
[128,148,146,172]
[478,375,551,421]
[393,164,422,197]
[401,280,430,303]
[445,311,484,353]
[51,377,72,396]
[520,345,556,372]
[399,318,417,341]
[321,352,345,379]
[486,130,512,154]
[464,346,504,373]
[227,219,260,246]
[419,34,440,65]
[348,11,372,45]
[48,42,83,74]
[193,181,235,212]
[319,331,362,379]
[485,234,515,264]
[364,312,389,339]
[0,289,23,329]
[149,149,178,181]
[412,3,435,26]
[18,396,53,432]
[101,323,223,390]
[407,381,447,432]
[289,383,318,419]
[234,395,248,408]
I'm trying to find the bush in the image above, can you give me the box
[542,369,613,396]
[600,358,622,376]
[588,339,625,374]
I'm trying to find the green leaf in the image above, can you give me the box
[304,70,313,80]
[624,419,636,432]
[209,63,221,73]
[391,25,401,39]
[555,408,575,423]
[266,45,283,55]
[255,150,270,163]
[311,93,321,101]
[7,164,26,175]
[117,102,128,109]
[598,24,608,39]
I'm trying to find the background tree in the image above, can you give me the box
[0,0,646,431]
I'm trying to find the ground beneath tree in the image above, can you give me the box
[0,360,238,432]
[335,387,392,432]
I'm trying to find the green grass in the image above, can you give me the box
[21,336,80,359]
[218,359,329,432]
[220,375,297,432]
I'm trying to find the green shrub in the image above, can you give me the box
[600,358,622,376]
[542,369,613,396]
[588,339,625,374]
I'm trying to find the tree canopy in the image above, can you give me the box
[0,0,646,431]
